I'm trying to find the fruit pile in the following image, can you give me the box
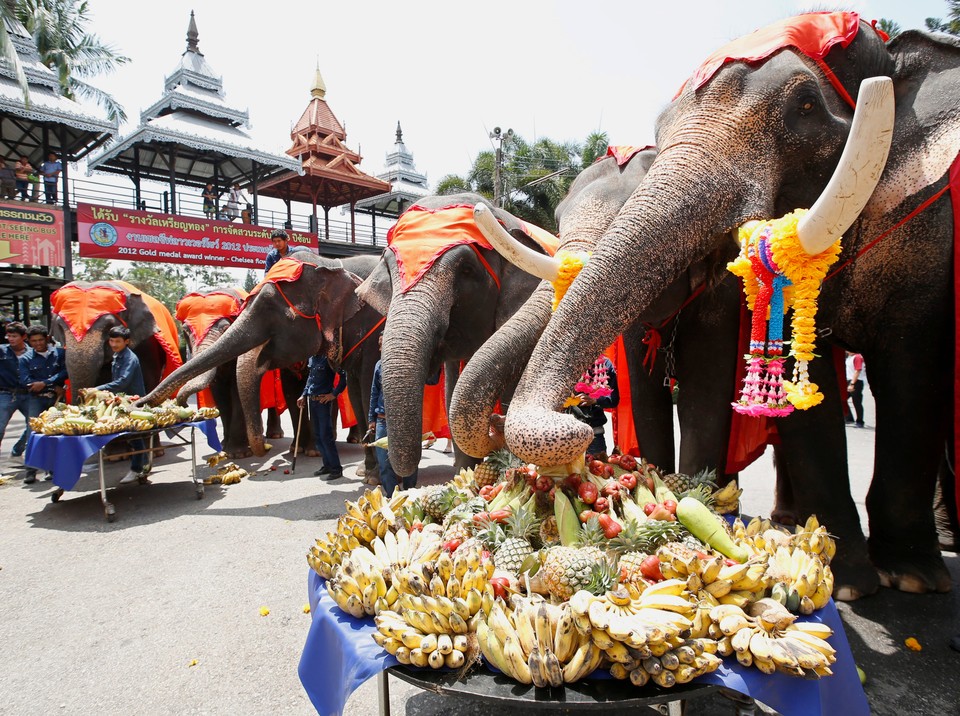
[307,448,840,686]
[28,388,219,436]
[203,452,249,485]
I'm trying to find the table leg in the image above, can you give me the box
[719,687,756,716]
[377,671,390,716]
[191,427,203,499]
[98,449,115,522]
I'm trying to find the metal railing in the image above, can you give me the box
[64,175,391,247]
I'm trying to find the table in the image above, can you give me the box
[24,420,222,522]
[299,571,869,716]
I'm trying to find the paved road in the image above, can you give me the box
[0,392,957,715]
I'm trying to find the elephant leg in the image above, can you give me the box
[265,408,284,439]
[623,321,676,472]
[236,349,268,456]
[866,352,952,595]
[769,444,799,526]
[211,363,251,459]
[281,368,316,456]
[774,354,877,601]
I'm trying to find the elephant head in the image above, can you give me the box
[175,287,247,401]
[51,280,181,397]
[356,193,546,478]
[141,254,362,455]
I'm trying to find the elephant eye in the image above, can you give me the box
[797,95,818,115]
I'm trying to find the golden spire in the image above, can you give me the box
[311,62,326,99]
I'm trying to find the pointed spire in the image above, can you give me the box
[311,62,327,99]
[186,10,202,55]
[395,121,403,144]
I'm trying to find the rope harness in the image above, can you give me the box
[342,316,386,363]
[469,244,501,289]
[272,280,323,333]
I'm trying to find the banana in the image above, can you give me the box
[400,629,424,649]
[561,639,592,683]
[788,621,833,639]
[428,649,446,669]
[659,649,680,671]
[640,578,687,598]
[447,612,469,635]
[687,573,704,595]
[730,624,755,654]
[395,646,411,665]
[604,640,634,665]
[465,588,483,617]
[553,605,578,662]
[637,594,695,614]
[503,636,533,684]
[674,645,697,665]
[717,636,734,657]
[606,614,642,645]
[588,599,611,631]
[478,621,506,672]
[704,579,733,598]
[735,649,753,668]
[514,603,538,654]
[409,647,428,668]
[629,666,651,687]
[488,603,517,647]
[569,590,596,618]
[610,663,630,680]
[419,633,438,654]
[429,574,446,599]
[541,649,564,687]
[534,604,555,654]
[450,597,472,621]
[748,629,773,661]
[700,556,724,584]
[436,633,453,655]
[528,648,548,688]
[783,629,836,660]
[445,650,466,669]
[753,656,777,675]
[651,668,676,688]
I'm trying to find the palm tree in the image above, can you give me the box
[877,19,902,40]
[1,1,30,105]
[927,0,960,34]
[16,0,128,121]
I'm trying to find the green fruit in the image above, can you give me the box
[856,666,866,685]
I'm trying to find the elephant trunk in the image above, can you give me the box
[381,286,448,478]
[449,284,553,458]
[59,332,109,399]
[505,153,740,465]
[140,310,265,405]
[178,323,229,400]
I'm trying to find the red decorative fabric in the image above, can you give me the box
[176,289,247,345]
[388,204,557,293]
[605,337,638,457]
[423,367,451,439]
[679,12,861,101]
[260,369,287,413]
[606,145,655,167]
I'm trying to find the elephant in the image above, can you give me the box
[452,149,744,481]
[51,280,182,396]
[140,253,363,457]
[488,12,960,600]
[356,193,552,480]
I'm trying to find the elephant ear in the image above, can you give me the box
[123,292,160,347]
[356,250,394,316]
[317,267,364,351]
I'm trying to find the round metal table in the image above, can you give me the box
[378,665,741,716]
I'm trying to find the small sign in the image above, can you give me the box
[77,203,317,268]
[0,201,65,267]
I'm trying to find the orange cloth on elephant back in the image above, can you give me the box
[176,289,247,345]
[52,281,183,381]
[606,146,654,167]
[679,11,863,102]
[249,258,306,297]
[388,204,558,293]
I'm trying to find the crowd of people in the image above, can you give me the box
[0,153,61,204]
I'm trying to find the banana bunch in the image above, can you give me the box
[479,596,603,686]
[792,515,837,565]
[765,545,833,614]
[392,544,493,601]
[710,601,836,677]
[206,451,229,467]
[608,638,723,688]
[569,582,695,663]
[711,479,743,514]
[374,609,478,669]
[308,530,361,580]
[449,466,478,494]
[340,488,410,545]
[658,543,769,608]
[204,462,248,485]
[195,406,220,420]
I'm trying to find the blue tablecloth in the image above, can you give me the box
[23,420,222,491]
[299,570,869,716]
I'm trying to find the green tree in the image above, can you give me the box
[467,151,496,198]
[503,136,580,232]
[242,269,258,293]
[75,257,122,281]
[580,131,609,167]
[15,0,129,121]
[121,262,187,315]
[192,266,233,290]
[877,18,902,39]
[0,1,30,104]
[926,1,960,34]
[435,174,472,196]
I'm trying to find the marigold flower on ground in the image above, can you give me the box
[905,637,922,651]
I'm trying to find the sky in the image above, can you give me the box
[85,0,948,193]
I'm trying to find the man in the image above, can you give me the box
[264,229,309,274]
[567,355,620,461]
[15,326,67,483]
[298,354,346,480]
[95,326,147,484]
[40,152,62,205]
[845,352,865,428]
[225,182,248,221]
[0,158,16,199]
[0,323,32,465]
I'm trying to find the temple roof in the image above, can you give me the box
[0,15,117,162]
[258,66,390,208]
[86,12,298,188]
[355,122,430,215]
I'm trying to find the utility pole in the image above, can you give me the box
[489,126,513,207]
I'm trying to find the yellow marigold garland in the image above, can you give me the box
[551,251,590,311]
[727,209,841,415]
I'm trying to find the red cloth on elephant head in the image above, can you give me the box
[605,146,655,167]
[249,258,306,297]
[52,281,183,381]
[176,288,247,345]
[678,12,862,102]
[387,204,558,294]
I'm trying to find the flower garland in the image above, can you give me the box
[726,209,841,416]
[564,356,613,408]
[551,251,590,311]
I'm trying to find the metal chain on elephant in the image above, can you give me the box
[660,315,680,388]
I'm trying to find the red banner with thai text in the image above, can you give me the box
[0,201,65,267]
[77,203,317,269]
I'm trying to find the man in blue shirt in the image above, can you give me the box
[16,325,67,482]
[0,322,32,464]
[298,354,346,480]
[96,326,147,484]
[264,229,309,274]
[40,152,62,205]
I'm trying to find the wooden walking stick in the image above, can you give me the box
[291,399,306,473]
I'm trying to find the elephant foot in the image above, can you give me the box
[874,554,953,594]
[356,465,365,477]
[769,508,799,527]
[226,446,253,459]
[304,449,320,457]
[266,430,284,440]
[831,547,880,602]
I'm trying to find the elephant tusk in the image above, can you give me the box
[474,204,560,282]
[796,76,895,255]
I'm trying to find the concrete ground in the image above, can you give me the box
[0,390,957,715]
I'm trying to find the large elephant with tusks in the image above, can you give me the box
[491,12,960,600]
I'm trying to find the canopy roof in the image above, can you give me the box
[0,15,117,163]
[258,67,390,208]
[86,12,299,189]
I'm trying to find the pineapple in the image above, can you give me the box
[493,509,540,576]
[474,448,518,488]
[675,484,715,509]
[583,557,619,596]
[442,514,474,545]
[662,467,718,494]
[609,519,651,586]
[421,484,468,521]
[540,546,604,600]
[538,515,560,547]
